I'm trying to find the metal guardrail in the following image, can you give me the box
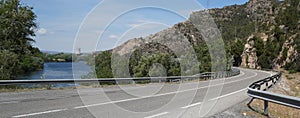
[247,71,300,116]
[0,69,240,86]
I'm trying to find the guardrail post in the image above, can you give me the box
[279,76,281,81]
[264,100,269,116]
[131,80,135,85]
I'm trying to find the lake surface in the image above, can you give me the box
[18,62,92,80]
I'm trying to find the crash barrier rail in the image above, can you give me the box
[0,68,240,86]
[247,71,300,116]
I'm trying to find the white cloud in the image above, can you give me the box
[128,23,140,28]
[109,35,118,39]
[128,20,148,28]
[74,0,204,52]
[37,28,47,35]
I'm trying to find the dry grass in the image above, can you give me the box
[247,99,300,118]
[246,70,300,118]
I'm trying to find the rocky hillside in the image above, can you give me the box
[207,0,299,70]
[237,0,300,71]
[94,0,299,78]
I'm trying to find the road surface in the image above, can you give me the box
[0,68,274,118]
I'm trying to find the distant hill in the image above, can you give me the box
[41,50,60,54]
[112,0,300,72]
[41,50,72,54]
[92,0,299,78]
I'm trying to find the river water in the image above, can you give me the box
[18,61,92,80]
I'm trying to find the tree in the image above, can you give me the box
[132,53,180,77]
[230,39,244,66]
[95,51,113,78]
[0,0,37,54]
[0,50,18,79]
[276,0,300,31]
[0,0,43,79]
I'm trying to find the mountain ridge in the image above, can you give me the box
[93,0,299,78]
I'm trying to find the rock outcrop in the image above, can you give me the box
[241,35,260,69]
[110,0,299,70]
[274,34,299,69]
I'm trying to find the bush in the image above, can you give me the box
[18,56,44,74]
[0,0,44,79]
[95,51,113,78]
[0,50,18,80]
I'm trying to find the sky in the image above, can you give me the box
[21,0,249,53]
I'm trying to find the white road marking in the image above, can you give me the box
[75,70,257,109]
[209,88,247,101]
[0,101,19,105]
[11,69,270,117]
[180,69,271,109]
[144,112,169,118]
[12,109,68,118]
[74,97,143,109]
[181,102,202,109]
[181,88,247,109]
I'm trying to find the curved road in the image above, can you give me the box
[0,68,274,118]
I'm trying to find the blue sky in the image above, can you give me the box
[21,0,249,53]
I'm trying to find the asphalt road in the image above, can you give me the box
[0,68,274,118]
